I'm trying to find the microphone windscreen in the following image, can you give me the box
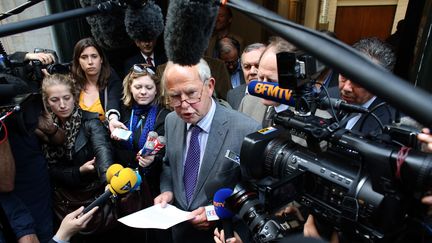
[110,168,138,194]
[106,163,124,183]
[80,0,132,50]
[125,2,164,41]
[213,188,234,219]
[164,0,219,65]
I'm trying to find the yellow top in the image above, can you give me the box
[79,91,105,121]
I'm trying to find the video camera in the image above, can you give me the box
[32,48,70,80]
[224,52,432,242]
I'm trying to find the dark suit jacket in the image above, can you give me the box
[351,97,395,134]
[160,102,261,243]
[327,87,395,134]
[227,83,247,110]
[123,50,167,77]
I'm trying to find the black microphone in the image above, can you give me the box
[319,97,369,113]
[124,1,164,41]
[82,167,138,214]
[164,0,219,65]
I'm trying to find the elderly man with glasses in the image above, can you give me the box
[154,59,261,243]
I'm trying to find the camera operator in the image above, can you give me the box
[0,52,65,241]
[327,37,397,135]
[6,51,56,83]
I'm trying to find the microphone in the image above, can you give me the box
[248,80,296,106]
[319,97,369,113]
[79,0,132,50]
[124,1,164,41]
[149,136,166,155]
[213,188,235,241]
[82,167,138,214]
[164,0,219,65]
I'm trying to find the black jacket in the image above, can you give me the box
[49,111,113,189]
[99,67,122,116]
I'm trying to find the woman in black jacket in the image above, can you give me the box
[71,37,123,132]
[112,63,170,198]
[40,74,113,211]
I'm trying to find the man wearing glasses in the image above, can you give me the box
[154,59,261,243]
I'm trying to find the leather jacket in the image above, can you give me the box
[49,111,113,189]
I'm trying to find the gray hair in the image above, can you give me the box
[242,43,266,55]
[197,58,212,83]
[353,37,396,71]
[162,58,212,87]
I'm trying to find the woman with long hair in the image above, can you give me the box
[71,37,125,132]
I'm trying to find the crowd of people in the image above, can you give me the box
[1,5,431,243]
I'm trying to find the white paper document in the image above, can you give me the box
[118,204,194,229]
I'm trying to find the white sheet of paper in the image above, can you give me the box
[118,204,194,229]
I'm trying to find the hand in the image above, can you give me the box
[79,157,96,173]
[418,128,432,152]
[154,191,174,207]
[108,119,128,136]
[55,206,99,242]
[422,195,432,205]
[17,234,39,243]
[304,215,339,243]
[189,207,215,230]
[214,228,243,243]
[137,154,155,168]
[25,52,55,65]
[37,111,56,134]
[274,204,305,222]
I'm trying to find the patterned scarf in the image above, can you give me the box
[126,104,158,151]
[43,107,82,165]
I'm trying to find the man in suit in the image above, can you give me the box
[216,36,245,89]
[123,38,167,77]
[154,59,261,243]
[239,37,298,126]
[227,43,266,110]
[330,37,396,135]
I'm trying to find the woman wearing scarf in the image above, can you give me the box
[39,74,113,240]
[112,63,169,199]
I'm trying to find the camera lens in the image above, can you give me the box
[47,63,70,74]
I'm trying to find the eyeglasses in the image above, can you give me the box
[132,64,155,75]
[168,83,206,107]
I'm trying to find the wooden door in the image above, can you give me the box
[334,5,397,45]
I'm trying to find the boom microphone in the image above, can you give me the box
[124,1,164,41]
[80,0,132,50]
[164,0,219,65]
[214,188,235,240]
[248,80,296,106]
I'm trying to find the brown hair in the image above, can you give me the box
[122,64,161,107]
[71,37,111,90]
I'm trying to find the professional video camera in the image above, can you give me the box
[225,52,432,243]
[32,48,70,80]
